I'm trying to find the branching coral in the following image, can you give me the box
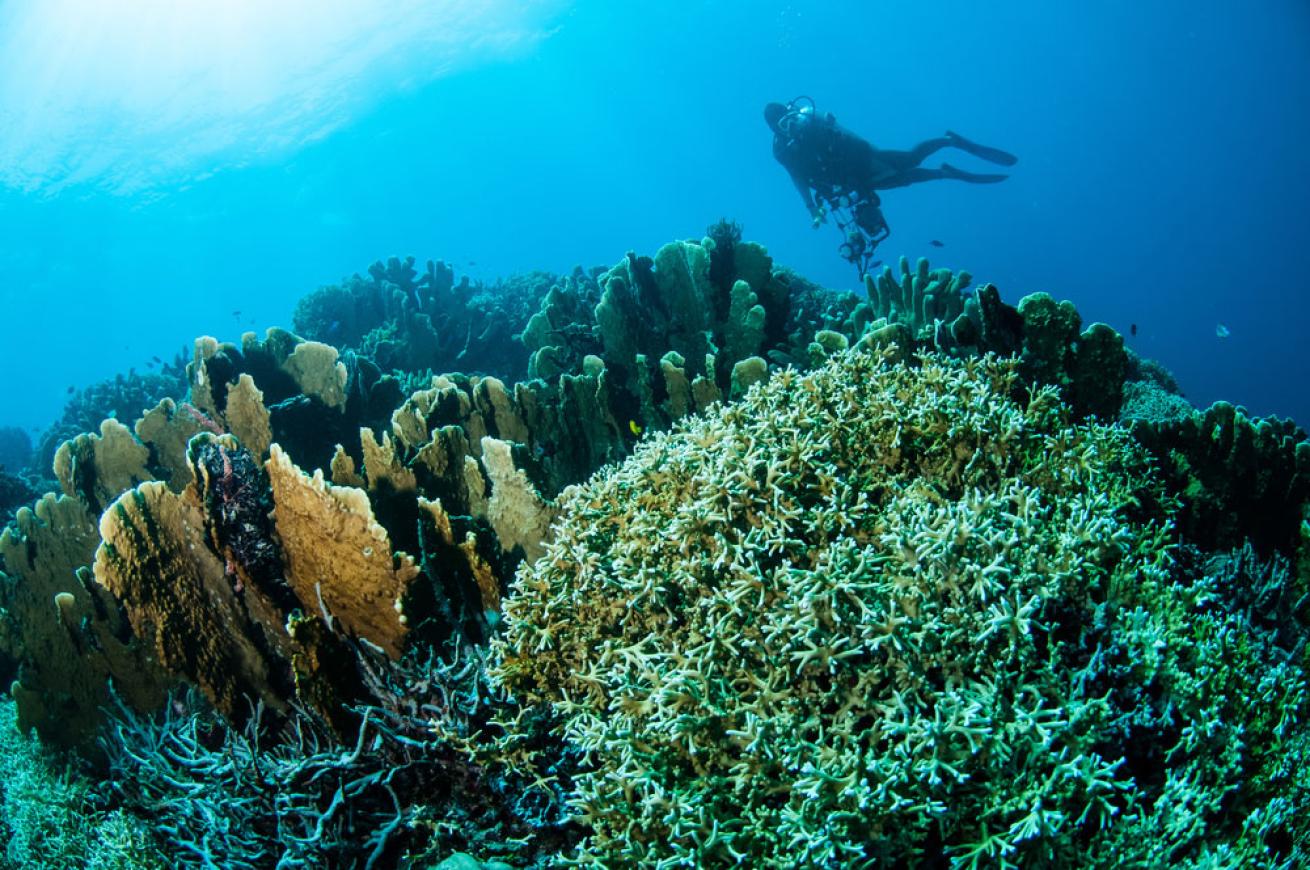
[493,346,1309,867]
[100,641,576,869]
[0,697,167,869]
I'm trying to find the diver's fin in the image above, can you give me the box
[941,163,1008,183]
[946,131,1018,166]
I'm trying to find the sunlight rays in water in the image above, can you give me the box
[0,0,566,194]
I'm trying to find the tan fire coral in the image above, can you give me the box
[480,436,557,563]
[266,444,419,658]
[0,494,168,747]
[93,479,288,719]
[53,418,153,514]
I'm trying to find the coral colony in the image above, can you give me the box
[0,230,1308,867]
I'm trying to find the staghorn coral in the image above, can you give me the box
[0,697,167,869]
[493,346,1309,867]
[99,642,578,869]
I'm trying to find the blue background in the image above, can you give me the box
[1,0,1307,440]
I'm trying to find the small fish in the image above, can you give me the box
[66,385,75,394]
[151,355,162,364]
[628,419,643,437]
[1216,323,1231,339]
[146,359,157,368]
[1130,323,1138,337]
[468,260,477,266]
[929,239,944,248]
[232,309,241,318]
[327,320,340,335]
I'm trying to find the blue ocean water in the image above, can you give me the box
[0,0,1307,439]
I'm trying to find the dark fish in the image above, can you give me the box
[232,309,241,317]
[468,260,477,266]
[1130,323,1138,337]
[66,385,75,394]
[929,239,944,248]
[151,355,162,363]
[146,359,157,367]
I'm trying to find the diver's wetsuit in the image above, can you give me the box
[767,101,1016,237]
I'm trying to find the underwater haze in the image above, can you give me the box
[0,0,1307,438]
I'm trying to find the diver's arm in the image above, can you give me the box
[789,173,824,225]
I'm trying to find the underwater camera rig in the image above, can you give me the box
[822,192,888,280]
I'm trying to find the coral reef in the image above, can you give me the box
[0,470,38,523]
[0,493,169,750]
[32,359,188,483]
[293,256,553,381]
[863,254,973,343]
[100,644,578,869]
[1118,353,1193,427]
[494,347,1309,866]
[1,235,1307,867]
[0,426,31,474]
[1132,400,1310,559]
[0,697,167,869]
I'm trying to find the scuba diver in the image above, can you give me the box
[764,96,1017,277]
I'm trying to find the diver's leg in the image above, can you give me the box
[875,138,952,174]
[945,131,1018,166]
[874,164,1008,189]
[940,163,1008,183]
[872,167,950,189]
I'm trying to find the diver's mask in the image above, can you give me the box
[778,95,816,137]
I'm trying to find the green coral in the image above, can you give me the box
[0,698,167,868]
[863,255,972,345]
[1132,400,1310,560]
[293,256,554,380]
[493,347,1309,867]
